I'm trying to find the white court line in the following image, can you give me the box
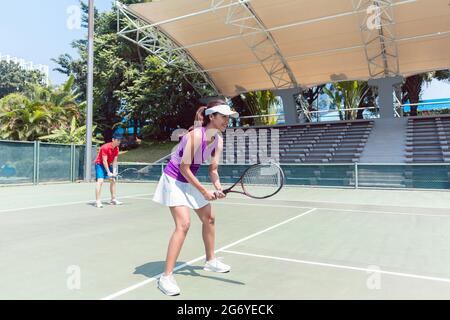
[107,196,450,219]
[0,193,154,214]
[100,208,317,300]
[100,255,208,301]
[133,197,435,219]
[109,196,433,218]
[127,197,153,201]
[214,201,450,218]
[222,250,450,285]
[256,195,450,211]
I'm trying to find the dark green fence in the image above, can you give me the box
[2,139,449,190]
[0,140,97,185]
[117,162,450,190]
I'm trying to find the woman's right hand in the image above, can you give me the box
[202,190,217,201]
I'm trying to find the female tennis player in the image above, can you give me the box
[153,100,238,296]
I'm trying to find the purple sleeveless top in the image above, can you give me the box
[164,126,219,183]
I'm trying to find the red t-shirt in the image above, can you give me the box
[95,142,119,165]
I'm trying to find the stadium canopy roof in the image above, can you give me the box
[116,0,450,97]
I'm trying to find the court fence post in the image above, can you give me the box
[354,162,359,189]
[36,141,40,185]
[33,141,38,185]
[70,144,75,183]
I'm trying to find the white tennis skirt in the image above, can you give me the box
[152,173,209,209]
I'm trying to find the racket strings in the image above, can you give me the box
[118,168,140,180]
[241,164,283,198]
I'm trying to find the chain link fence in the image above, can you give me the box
[0,140,97,185]
[1,139,449,190]
[116,162,450,190]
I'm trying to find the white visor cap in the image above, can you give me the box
[205,105,239,118]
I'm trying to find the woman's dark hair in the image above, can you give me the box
[190,106,206,130]
[202,99,227,127]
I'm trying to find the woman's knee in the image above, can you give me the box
[171,207,191,234]
[176,220,191,233]
[203,213,215,226]
[196,205,215,225]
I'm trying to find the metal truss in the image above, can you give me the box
[170,0,414,54]
[115,0,417,96]
[115,1,219,97]
[224,0,299,90]
[353,0,400,78]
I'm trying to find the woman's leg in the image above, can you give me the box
[194,204,215,261]
[164,206,191,275]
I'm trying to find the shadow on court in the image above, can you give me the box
[84,202,133,208]
[134,261,245,286]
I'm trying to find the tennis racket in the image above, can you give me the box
[220,163,285,199]
[111,167,140,181]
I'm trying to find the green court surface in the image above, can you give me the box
[1,182,450,300]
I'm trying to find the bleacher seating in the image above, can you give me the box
[222,120,374,164]
[405,116,450,163]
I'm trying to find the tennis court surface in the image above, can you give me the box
[2,182,450,300]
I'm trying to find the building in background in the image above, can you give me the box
[0,52,49,86]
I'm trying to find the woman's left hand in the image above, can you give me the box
[215,189,226,199]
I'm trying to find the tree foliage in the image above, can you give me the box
[0,61,44,100]
[0,76,85,142]
[323,81,369,120]
[39,116,103,144]
[402,70,450,116]
[52,0,205,141]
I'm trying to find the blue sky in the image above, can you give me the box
[0,0,449,99]
[422,79,450,100]
[0,0,113,85]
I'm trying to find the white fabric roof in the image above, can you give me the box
[127,0,450,96]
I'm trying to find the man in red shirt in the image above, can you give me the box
[94,133,123,208]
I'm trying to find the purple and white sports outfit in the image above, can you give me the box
[153,126,220,209]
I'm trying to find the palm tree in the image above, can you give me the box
[323,85,344,120]
[0,76,85,141]
[39,117,103,145]
[339,81,369,120]
[240,90,280,125]
[323,81,368,120]
[0,94,52,141]
[28,75,85,127]
[402,69,450,116]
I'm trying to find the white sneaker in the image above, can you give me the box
[204,257,231,273]
[110,199,123,205]
[95,201,103,208]
[158,273,180,296]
